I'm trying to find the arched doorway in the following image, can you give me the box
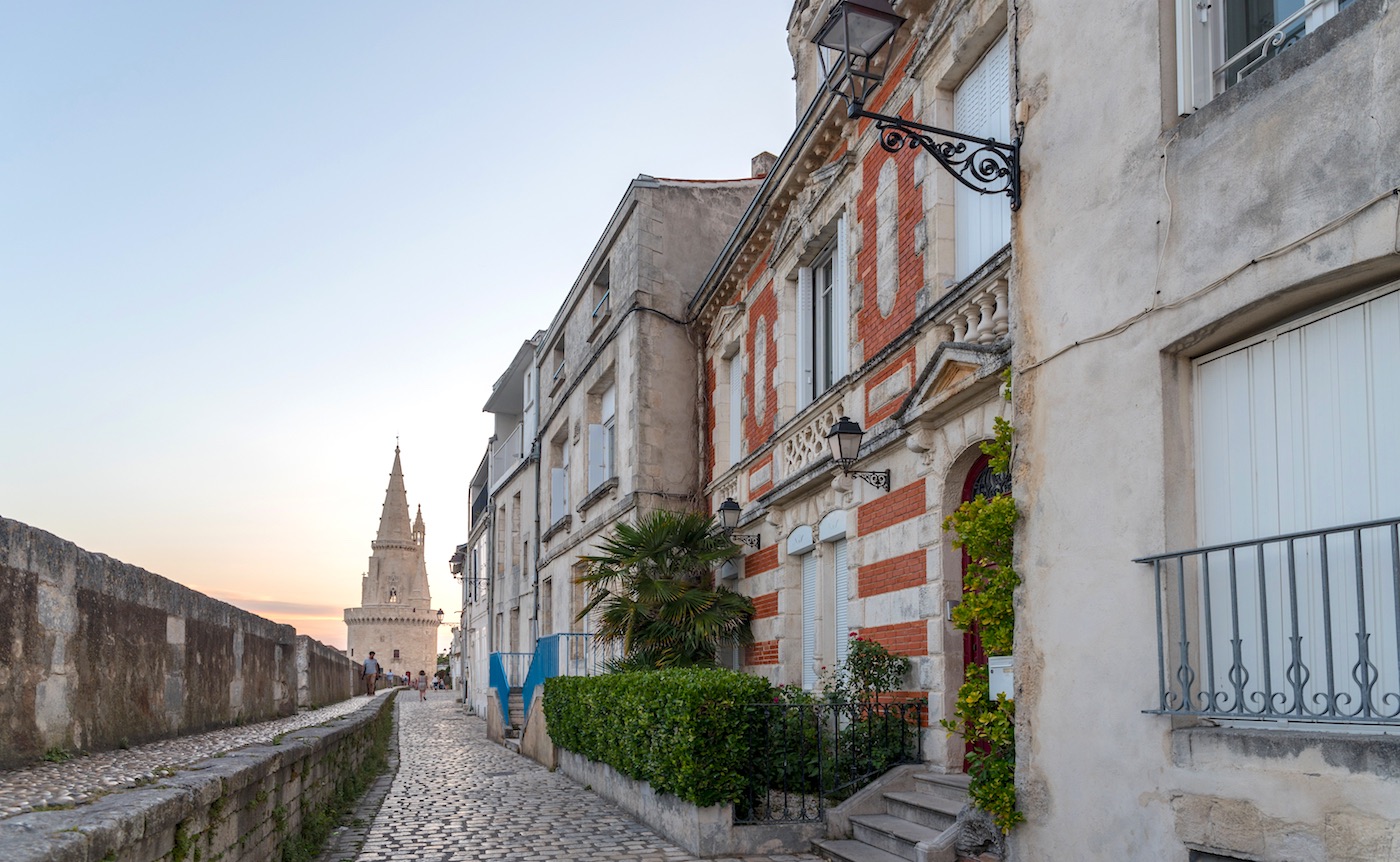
[958,452,1010,770]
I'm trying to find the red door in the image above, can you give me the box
[959,453,1009,770]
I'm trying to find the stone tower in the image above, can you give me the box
[344,446,440,679]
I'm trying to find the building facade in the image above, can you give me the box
[344,447,440,680]
[692,0,1016,772]
[1013,0,1400,859]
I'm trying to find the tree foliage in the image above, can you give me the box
[575,509,754,670]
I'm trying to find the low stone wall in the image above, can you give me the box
[0,693,396,862]
[556,749,825,857]
[294,635,357,709]
[0,517,349,768]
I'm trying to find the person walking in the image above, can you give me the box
[362,651,381,696]
[416,670,429,701]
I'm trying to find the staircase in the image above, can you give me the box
[502,686,524,752]
[815,772,970,862]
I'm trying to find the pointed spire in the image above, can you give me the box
[413,504,426,543]
[375,445,413,545]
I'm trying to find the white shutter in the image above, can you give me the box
[587,424,607,491]
[797,267,814,409]
[1176,0,1213,114]
[833,216,850,379]
[601,384,616,422]
[801,552,818,690]
[1195,287,1400,722]
[523,366,537,445]
[728,356,743,465]
[954,33,1011,280]
[551,467,567,524]
[833,540,850,670]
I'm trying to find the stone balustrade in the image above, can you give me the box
[942,277,1009,344]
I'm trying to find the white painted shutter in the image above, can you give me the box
[523,366,537,446]
[728,356,743,465]
[551,468,567,523]
[833,216,850,379]
[833,540,850,670]
[797,266,814,409]
[1195,287,1400,719]
[801,552,818,690]
[954,33,1011,280]
[587,424,607,491]
[1176,0,1213,114]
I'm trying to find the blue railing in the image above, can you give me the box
[519,633,623,723]
[488,652,533,725]
[1137,516,1400,725]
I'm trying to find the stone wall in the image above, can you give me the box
[0,693,395,862]
[0,517,349,768]
[294,635,357,710]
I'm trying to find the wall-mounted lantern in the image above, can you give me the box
[826,416,891,490]
[716,497,762,548]
[813,0,1021,210]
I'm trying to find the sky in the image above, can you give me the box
[0,2,799,651]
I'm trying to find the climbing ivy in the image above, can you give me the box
[941,370,1021,833]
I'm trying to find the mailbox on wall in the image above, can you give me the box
[988,655,1014,701]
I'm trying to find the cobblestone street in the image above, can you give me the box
[354,692,822,862]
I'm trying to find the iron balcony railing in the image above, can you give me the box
[1216,0,1339,92]
[1136,516,1400,725]
[488,651,533,726]
[519,632,623,721]
[487,423,525,489]
[735,700,923,824]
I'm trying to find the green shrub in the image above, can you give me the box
[544,667,772,807]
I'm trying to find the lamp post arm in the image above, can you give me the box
[849,106,1021,211]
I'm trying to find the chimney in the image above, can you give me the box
[751,151,778,179]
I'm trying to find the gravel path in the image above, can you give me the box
[0,691,388,818]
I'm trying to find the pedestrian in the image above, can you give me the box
[416,669,429,701]
[362,651,381,696]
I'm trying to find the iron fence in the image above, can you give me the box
[735,700,923,824]
[1136,516,1400,724]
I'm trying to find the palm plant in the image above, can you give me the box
[575,509,755,670]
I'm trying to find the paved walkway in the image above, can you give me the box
[0,692,385,817]
[355,691,822,862]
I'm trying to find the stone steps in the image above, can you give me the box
[814,771,971,862]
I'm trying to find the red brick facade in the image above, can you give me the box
[857,478,926,534]
[744,282,779,449]
[752,591,779,619]
[748,453,774,497]
[865,346,916,425]
[857,550,926,597]
[857,620,929,656]
[855,97,924,357]
[744,543,779,577]
[746,639,779,665]
[703,357,717,486]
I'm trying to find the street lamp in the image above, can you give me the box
[436,609,445,624]
[825,416,891,490]
[716,497,761,548]
[813,0,1021,210]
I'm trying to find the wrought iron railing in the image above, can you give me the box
[735,700,923,824]
[488,423,525,488]
[1216,0,1340,91]
[488,651,533,725]
[1136,516,1400,724]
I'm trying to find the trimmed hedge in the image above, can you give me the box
[543,668,772,807]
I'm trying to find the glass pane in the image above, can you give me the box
[1222,0,1313,87]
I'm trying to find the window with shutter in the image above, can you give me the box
[954,33,1011,280]
[797,217,850,408]
[833,539,850,670]
[802,551,818,690]
[587,424,607,491]
[728,353,743,465]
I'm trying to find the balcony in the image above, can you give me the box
[1136,516,1400,725]
[488,423,525,489]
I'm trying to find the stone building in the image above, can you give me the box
[455,174,763,719]
[692,0,1015,777]
[344,447,440,680]
[1010,0,1400,859]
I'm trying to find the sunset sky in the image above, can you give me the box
[0,2,797,650]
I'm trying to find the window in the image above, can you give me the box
[1177,0,1353,113]
[388,588,398,603]
[541,578,553,637]
[797,217,850,408]
[591,260,611,320]
[801,550,818,690]
[1192,285,1399,722]
[588,383,617,491]
[954,33,1011,280]
[549,340,566,386]
[550,431,570,525]
[392,649,400,661]
[727,346,743,466]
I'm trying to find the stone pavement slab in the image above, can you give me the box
[355,691,822,862]
[0,690,391,818]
